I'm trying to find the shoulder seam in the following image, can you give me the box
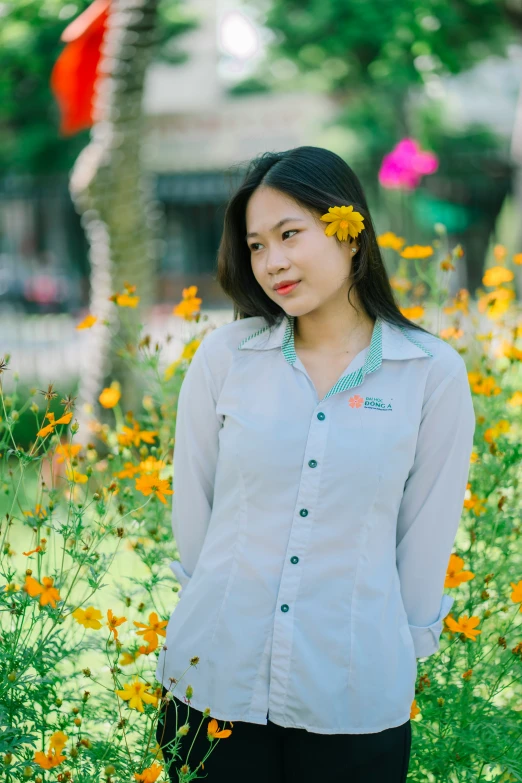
[423,361,467,412]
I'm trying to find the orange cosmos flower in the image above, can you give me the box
[134,761,164,782]
[377,231,405,251]
[207,718,233,739]
[444,613,482,641]
[400,305,425,319]
[135,473,173,504]
[134,611,168,647]
[24,575,61,608]
[107,608,127,640]
[117,420,158,448]
[445,554,475,588]
[76,314,97,329]
[400,245,433,259]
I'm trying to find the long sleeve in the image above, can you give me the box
[168,336,223,590]
[396,360,475,658]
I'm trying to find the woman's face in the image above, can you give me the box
[245,186,359,317]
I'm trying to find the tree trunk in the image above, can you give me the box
[69,0,162,445]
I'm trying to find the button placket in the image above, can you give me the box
[267,402,331,720]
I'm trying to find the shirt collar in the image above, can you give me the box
[237,314,433,361]
[237,315,432,398]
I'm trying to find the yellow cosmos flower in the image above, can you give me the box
[139,457,166,474]
[467,372,501,397]
[72,606,103,629]
[400,245,434,259]
[65,467,88,484]
[110,282,140,307]
[4,582,20,593]
[439,326,464,340]
[117,419,158,448]
[36,411,73,438]
[493,244,507,262]
[507,391,522,407]
[320,205,365,240]
[116,676,158,712]
[23,504,47,519]
[119,649,143,666]
[482,266,514,287]
[477,287,515,320]
[164,359,181,381]
[377,231,405,251]
[76,314,97,330]
[99,385,121,409]
[116,293,140,307]
[114,462,141,479]
[55,443,82,463]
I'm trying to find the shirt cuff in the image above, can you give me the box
[168,560,192,588]
[408,593,454,658]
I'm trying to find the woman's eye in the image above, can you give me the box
[249,230,298,252]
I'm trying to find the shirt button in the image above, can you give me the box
[290,556,299,564]
[299,509,308,517]
[317,412,325,420]
[308,459,317,468]
[281,604,290,612]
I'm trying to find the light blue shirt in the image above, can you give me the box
[155,313,475,734]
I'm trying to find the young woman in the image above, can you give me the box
[155,146,476,782]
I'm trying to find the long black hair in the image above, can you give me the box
[216,145,435,338]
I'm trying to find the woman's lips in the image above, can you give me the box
[275,281,300,295]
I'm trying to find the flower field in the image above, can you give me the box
[1,230,522,782]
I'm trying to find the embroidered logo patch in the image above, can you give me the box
[349,394,393,411]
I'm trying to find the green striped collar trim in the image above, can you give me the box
[237,314,433,397]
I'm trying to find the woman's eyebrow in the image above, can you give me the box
[246,217,305,239]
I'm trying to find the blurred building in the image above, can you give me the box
[0,0,520,313]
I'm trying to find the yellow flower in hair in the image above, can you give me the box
[320,205,365,241]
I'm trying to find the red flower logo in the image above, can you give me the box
[349,394,364,408]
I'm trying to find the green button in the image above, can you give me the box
[290,556,299,564]
[308,459,317,468]
[317,412,325,420]
[281,604,289,612]
[299,509,308,517]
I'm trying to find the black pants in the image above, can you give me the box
[156,685,412,782]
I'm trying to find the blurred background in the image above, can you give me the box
[1,0,522,405]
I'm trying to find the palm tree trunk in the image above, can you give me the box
[69,0,161,443]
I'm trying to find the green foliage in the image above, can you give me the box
[0,0,200,175]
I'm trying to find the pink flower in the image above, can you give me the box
[379,138,438,191]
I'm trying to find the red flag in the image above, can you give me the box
[50,0,111,136]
